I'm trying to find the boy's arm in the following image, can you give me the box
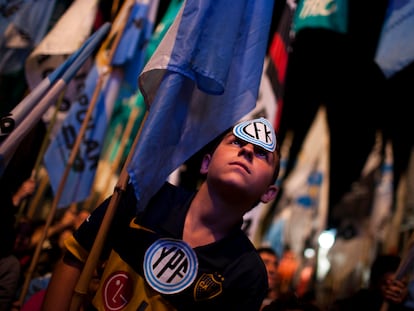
[41,255,82,311]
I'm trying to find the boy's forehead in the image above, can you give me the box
[232,117,277,152]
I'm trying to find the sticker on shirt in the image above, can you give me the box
[102,271,133,311]
[233,117,276,152]
[143,238,198,294]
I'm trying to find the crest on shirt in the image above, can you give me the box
[194,272,224,301]
[143,238,198,294]
[233,117,276,152]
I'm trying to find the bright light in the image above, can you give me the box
[318,229,336,249]
[304,248,315,259]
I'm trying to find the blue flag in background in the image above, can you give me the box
[127,0,274,211]
[112,0,160,99]
[44,0,158,208]
[0,0,56,74]
[375,0,414,78]
[44,65,120,208]
[0,23,110,176]
[104,0,181,164]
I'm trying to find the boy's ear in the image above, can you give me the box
[260,185,279,203]
[200,154,212,174]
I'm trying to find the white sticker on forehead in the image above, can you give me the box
[233,118,276,152]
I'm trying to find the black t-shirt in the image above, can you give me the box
[66,182,267,311]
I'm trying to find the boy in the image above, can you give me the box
[42,117,280,311]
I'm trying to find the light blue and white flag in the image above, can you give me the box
[127,0,275,211]
[0,23,111,176]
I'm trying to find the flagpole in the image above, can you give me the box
[68,2,137,309]
[26,171,50,219]
[14,19,112,297]
[70,110,148,311]
[84,124,123,211]
[17,90,66,220]
[98,107,139,204]
[18,73,107,307]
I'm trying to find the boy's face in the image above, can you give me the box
[201,131,279,205]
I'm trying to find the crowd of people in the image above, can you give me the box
[257,245,414,311]
[1,117,414,311]
[0,184,91,311]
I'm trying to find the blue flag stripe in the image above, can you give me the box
[128,0,274,210]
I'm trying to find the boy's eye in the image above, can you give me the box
[232,138,243,146]
[255,148,268,159]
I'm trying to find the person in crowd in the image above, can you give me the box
[330,254,413,311]
[14,206,80,284]
[258,246,281,310]
[0,121,45,311]
[0,178,36,311]
[278,246,300,295]
[41,117,281,310]
[10,207,92,311]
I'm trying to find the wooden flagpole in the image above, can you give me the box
[70,111,148,311]
[67,2,137,309]
[18,74,106,306]
[20,7,129,297]
[18,90,66,220]
[11,22,112,309]
[97,107,139,204]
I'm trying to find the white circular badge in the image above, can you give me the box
[143,238,198,294]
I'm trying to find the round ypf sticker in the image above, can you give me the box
[143,238,198,294]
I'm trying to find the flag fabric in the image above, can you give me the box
[44,0,158,208]
[103,0,182,165]
[262,107,330,258]
[266,0,296,131]
[25,0,100,137]
[144,0,184,63]
[374,0,414,78]
[0,23,111,176]
[0,0,57,74]
[127,0,275,211]
[111,0,160,98]
[91,0,161,198]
